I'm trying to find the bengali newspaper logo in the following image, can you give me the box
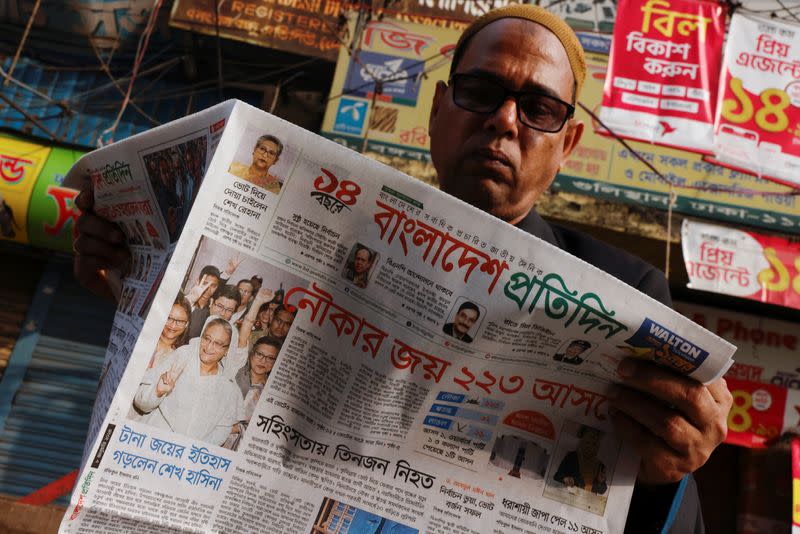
[624,318,709,373]
[310,167,361,214]
[94,161,134,190]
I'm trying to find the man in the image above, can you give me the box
[232,279,255,322]
[344,245,374,288]
[442,301,480,343]
[554,339,592,365]
[228,134,283,193]
[72,5,730,531]
[187,284,241,340]
[185,265,222,312]
[554,425,608,495]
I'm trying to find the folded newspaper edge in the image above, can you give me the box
[59,100,736,534]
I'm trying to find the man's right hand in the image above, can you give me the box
[73,183,131,301]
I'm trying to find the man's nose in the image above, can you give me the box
[484,96,519,137]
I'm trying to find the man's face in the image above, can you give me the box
[250,343,279,376]
[199,324,230,366]
[566,342,587,358]
[252,140,280,171]
[199,274,220,300]
[269,309,295,339]
[429,19,584,225]
[237,281,254,306]
[453,307,479,336]
[353,249,372,274]
[211,296,238,320]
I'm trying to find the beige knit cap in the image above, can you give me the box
[454,4,587,97]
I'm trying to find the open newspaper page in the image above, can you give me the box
[61,100,735,534]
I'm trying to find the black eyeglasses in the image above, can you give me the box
[449,73,575,133]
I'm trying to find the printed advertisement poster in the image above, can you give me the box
[321,16,460,161]
[169,0,345,60]
[681,219,800,311]
[546,0,617,33]
[556,41,800,235]
[0,135,51,245]
[599,0,726,152]
[27,145,86,252]
[713,12,800,189]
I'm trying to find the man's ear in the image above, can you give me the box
[558,119,585,169]
[428,80,448,134]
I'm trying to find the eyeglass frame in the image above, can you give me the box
[166,316,189,327]
[448,73,576,133]
[251,349,278,362]
[254,144,280,157]
[211,301,238,315]
[200,334,230,352]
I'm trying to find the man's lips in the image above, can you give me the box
[473,148,511,166]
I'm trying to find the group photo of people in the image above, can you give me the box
[544,421,619,516]
[142,133,208,242]
[129,235,307,450]
[227,127,298,194]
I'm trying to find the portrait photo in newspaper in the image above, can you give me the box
[129,235,306,451]
[342,242,378,289]
[544,420,621,516]
[227,124,300,195]
[442,297,485,344]
[141,131,209,242]
[553,339,595,366]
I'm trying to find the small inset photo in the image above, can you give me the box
[227,125,298,194]
[442,298,485,344]
[553,339,594,366]
[342,243,378,289]
[543,421,619,516]
[488,433,550,480]
[311,497,418,534]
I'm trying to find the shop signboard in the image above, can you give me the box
[320,30,800,235]
[0,135,85,252]
[555,40,800,236]
[0,136,50,244]
[676,301,800,448]
[320,16,460,161]
[713,12,800,189]
[599,0,726,152]
[169,0,345,60]
[681,219,800,311]
[27,146,86,252]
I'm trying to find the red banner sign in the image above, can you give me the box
[682,219,800,311]
[599,0,725,152]
[713,12,800,189]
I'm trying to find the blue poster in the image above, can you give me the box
[333,97,369,135]
[344,51,424,107]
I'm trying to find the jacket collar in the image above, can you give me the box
[514,208,559,247]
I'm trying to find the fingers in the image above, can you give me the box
[74,187,94,212]
[76,211,126,245]
[616,359,718,428]
[611,359,732,485]
[73,255,117,301]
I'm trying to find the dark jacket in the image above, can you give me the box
[516,210,702,534]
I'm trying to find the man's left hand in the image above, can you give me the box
[609,358,732,485]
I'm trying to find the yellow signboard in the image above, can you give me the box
[321,16,461,161]
[322,28,799,234]
[0,137,50,244]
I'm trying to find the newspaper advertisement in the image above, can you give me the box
[60,100,735,534]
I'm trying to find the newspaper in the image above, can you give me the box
[60,100,736,534]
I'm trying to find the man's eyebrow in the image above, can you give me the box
[459,68,565,100]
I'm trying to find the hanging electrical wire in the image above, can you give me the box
[99,0,164,145]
